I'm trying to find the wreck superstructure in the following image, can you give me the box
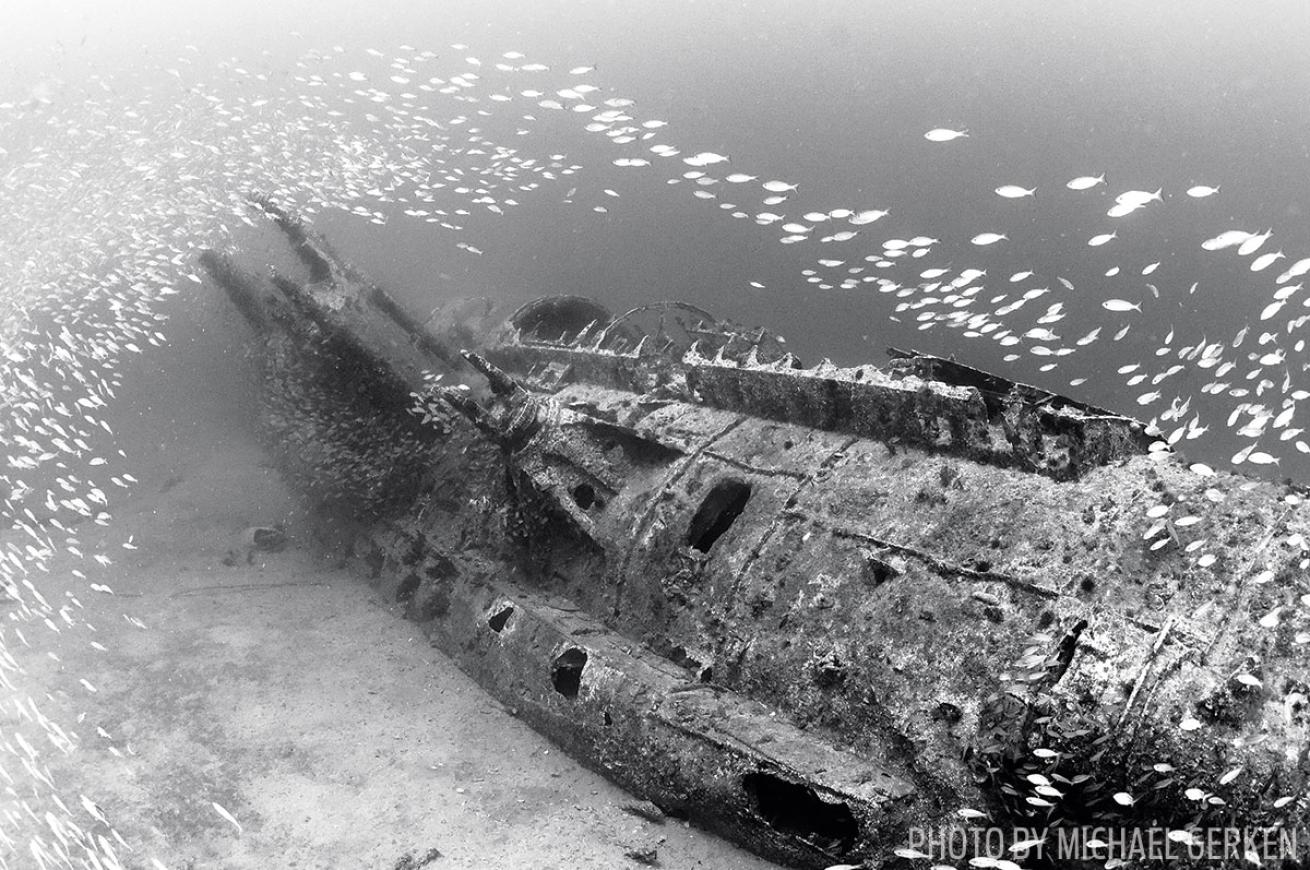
[202,198,1310,868]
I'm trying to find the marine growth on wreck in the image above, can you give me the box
[203,198,1310,869]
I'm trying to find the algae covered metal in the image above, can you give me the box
[202,198,1310,868]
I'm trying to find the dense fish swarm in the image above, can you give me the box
[256,332,444,519]
[0,34,1307,868]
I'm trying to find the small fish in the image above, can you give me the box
[761,180,797,193]
[1116,188,1163,206]
[1237,229,1273,256]
[212,801,243,834]
[725,173,756,183]
[1088,231,1117,247]
[1251,250,1285,272]
[924,127,968,142]
[971,232,1007,246]
[682,151,729,167]
[1201,229,1254,251]
[894,848,932,860]
[1275,257,1310,283]
[1011,835,1049,852]
[1066,173,1106,190]
[848,209,888,225]
[80,795,109,825]
[994,185,1035,198]
[1103,299,1141,312]
[1187,184,1220,198]
[1076,327,1102,346]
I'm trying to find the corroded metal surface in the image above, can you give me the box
[203,198,1310,868]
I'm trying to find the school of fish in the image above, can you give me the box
[0,38,1307,869]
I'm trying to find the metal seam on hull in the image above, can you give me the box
[700,449,810,480]
[610,414,749,618]
[728,437,861,606]
[819,521,1063,599]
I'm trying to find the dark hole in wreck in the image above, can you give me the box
[687,479,752,553]
[550,647,588,699]
[570,482,596,510]
[487,604,514,633]
[741,772,858,853]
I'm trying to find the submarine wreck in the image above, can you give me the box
[199,197,1309,869]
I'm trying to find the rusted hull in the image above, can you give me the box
[203,199,1310,868]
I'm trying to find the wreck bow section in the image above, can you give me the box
[204,199,1310,869]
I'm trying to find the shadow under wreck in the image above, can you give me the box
[200,196,1310,869]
